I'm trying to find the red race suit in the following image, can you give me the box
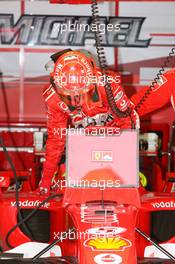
[40,68,175,194]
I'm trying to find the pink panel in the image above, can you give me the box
[66,130,139,188]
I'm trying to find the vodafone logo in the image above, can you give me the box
[10,200,50,208]
[94,253,122,264]
[152,201,175,208]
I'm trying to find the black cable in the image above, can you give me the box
[136,227,175,262]
[0,73,64,251]
[0,137,35,245]
[5,193,62,249]
[135,47,175,112]
[91,0,134,129]
[91,1,175,126]
[32,227,75,261]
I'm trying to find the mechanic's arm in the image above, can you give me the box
[131,69,175,117]
[109,71,139,128]
[40,86,68,194]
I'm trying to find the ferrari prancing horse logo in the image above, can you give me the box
[92,151,113,162]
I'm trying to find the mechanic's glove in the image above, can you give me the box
[50,163,66,194]
[39,162,58,195]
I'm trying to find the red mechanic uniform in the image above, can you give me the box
[41,65,175,194]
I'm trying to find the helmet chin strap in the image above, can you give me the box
[60,94,84,109]
[72,95,83,107]
[67,93,94,110]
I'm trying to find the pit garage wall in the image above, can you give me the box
[0,0,174,123]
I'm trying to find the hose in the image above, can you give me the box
[91,0,134,124]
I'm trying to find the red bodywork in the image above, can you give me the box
[0,121,175,263]
[0,193,64,249]
[0,0,175,261]
[0,122,46,192]
[63,188,140,263]
[137,192,175,257]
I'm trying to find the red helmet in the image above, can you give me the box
[51,50,97,106]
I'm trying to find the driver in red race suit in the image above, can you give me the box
[39,49,175,195]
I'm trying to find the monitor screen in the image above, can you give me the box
[66,129,139,188]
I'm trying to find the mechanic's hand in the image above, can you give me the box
[38,177,51,195]
[38,162,58,195]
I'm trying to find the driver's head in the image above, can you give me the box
[48,49,99,107]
